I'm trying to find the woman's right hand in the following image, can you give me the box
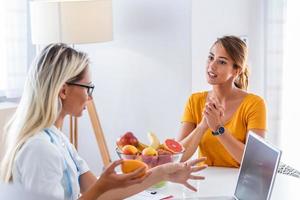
[95,159,150,193]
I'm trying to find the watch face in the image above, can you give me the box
[212,126,225,136]
[219,126,225,134]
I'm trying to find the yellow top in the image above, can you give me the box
[181,91,267,168]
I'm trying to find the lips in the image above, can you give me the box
[207,71,217,78]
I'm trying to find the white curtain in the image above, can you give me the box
[281,0,300,168]
[0,0,28,99]
[264,0,286,145]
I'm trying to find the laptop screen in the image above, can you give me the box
[234,133,281,200]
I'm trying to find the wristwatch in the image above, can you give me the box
[212,126,225,136]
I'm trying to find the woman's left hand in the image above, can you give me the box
[161,158,207,191]
[203,97,224,131]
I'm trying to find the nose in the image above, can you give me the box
[88,95,93,101]
[208,60,217,70]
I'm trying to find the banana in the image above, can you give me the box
[147,132,160,149]
[136,142,148,153]
[158,144,166,150]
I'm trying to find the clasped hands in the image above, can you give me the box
[200,96,225,132]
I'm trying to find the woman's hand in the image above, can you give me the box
[80,160,151,200]
[204,97,224,131]
[160,158,207,191]
[95,159,151,193]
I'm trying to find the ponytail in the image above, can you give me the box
[234,65,249,90]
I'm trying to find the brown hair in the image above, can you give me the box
[214,35,249,90]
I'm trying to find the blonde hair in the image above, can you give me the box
[0,43,89,182]
[214,35,249,90]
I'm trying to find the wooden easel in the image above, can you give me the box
[70,116,78,149]
[70,100,111,166]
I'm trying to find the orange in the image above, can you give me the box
[121,159,148,178]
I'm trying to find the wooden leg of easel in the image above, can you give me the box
[70,115,74,144]
[74,117,78,149]
[69,115,78,150]
[87,100,111,166]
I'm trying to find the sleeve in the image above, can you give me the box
[181,95,197,124]
[15,140,65,200]
[68,143,89,176]
[246,97,267,131]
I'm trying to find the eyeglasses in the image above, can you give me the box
[66,82,95,96]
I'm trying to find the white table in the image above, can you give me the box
[128,167,300,199]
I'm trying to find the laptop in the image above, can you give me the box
[187,132,282,200]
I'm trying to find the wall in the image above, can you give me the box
[191,0,265,96]
[62,0,267,174]
[65,0,193,174]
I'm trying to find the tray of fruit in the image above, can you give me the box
[116,131,185,168]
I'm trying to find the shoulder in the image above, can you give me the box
[244,93,265,104]
[15,131,63,168]
[188,91,208,102]
[242,93,266,111]
[12,131,65,199]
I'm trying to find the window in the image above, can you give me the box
[0,0,33,100]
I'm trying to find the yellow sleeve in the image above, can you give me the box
[181,96,197,124]
[246,97,267,130]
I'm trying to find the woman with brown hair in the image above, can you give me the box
[179,35,267,168]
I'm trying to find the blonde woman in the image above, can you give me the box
[179,36,266,167]
[0,44,207,200]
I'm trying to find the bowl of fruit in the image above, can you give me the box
[116,131,185,188]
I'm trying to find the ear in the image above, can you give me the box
[234,67,242,78]
[59,84,68,100]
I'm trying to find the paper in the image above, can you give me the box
[126,190,173,200]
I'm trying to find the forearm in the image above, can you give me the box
[217,130,245,163]
[79,171,106,200]
[180,125,206,162]
[80,180,108,200]
[79,171,98,193]
[218,129,266,164]
[97,166,165,200]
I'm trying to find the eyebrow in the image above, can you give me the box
[79,81,93,85]
[209,52,229,61]
[219,56,229,60]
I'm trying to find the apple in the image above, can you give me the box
[122,145,138,155]
[142,147,158,156]
[141,147,158,168]
[116,131,139,148]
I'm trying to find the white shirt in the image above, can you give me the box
[12,126,89,200]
